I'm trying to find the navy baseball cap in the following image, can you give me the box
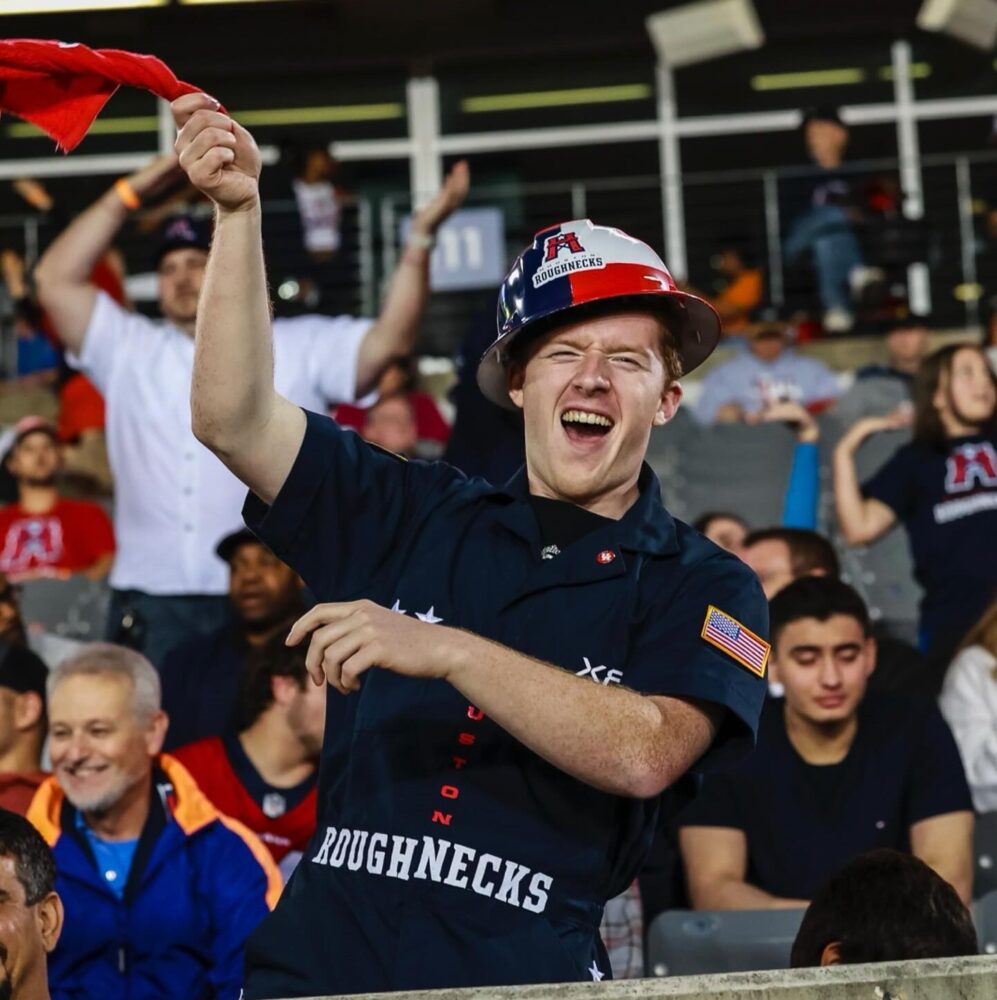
[155,215,212,267]
[0,642,48,702]
[216,529,261,563]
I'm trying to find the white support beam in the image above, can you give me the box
[330,138,413,161]
[0,153,153,180]
[437,120,659,155]
[406,77,442,209]
[657,62,687,280]
[157,97,175,155]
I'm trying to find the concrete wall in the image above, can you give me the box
[289,955,997,1000]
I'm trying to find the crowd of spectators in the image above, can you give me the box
[0,119,991,996]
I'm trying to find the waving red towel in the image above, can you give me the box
[0,39,210,152]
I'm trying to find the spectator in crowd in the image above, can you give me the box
[834,343,997,669]
[333,357,451,452]
[0,808,64,1000]
[0,574,84,672]
[0,417,114,580]
[740,527,839,601]
[692,512,747,555]
[741,526,929,696]
[939,599,997,813]
[173,636,322,881]
[289,145,348,262]
[361,393,420,458]
[783,108,872,333]
[708,244,763,338]
[600,880,643,980]
[0,250,59,389]
[790,850,977,968]
[679,577,974,910]
[0,642,48,816]
[33,153,469,666]
[695,316,840,425]
[27,644,281,1000]
[833,315,928,427]
[161,529,305,750]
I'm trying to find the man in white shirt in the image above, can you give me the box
[34,154,468,666]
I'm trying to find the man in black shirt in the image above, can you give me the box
[679,577,973,909]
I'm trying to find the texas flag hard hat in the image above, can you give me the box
[477,219,722,409]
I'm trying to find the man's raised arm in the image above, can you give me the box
[34,155,180,355]
[172,93,305,505]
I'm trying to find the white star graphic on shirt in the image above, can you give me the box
[390,599,406,615]
[588,961,604,982]
[415,606,443,623]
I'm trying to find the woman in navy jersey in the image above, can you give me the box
[833,344,997,678]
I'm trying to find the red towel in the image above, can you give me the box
[0,38,209,152]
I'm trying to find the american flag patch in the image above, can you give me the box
[700,605,769,678]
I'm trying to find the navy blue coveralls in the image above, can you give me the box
[242,411,768,998]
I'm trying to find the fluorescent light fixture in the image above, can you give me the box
[235,103,404,126]
[751,68,865,91]
[878,62,932,80]
[1,0,165,11]
[462,84,653,114]
[918,0,997,51]
[6,103,403,140]
[646,0,764,69]
[178,0,295,4]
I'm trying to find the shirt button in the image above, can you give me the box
[105,870,117,882]
[184,452,194,461]
[183,487,193,496]
[183,524,193,533]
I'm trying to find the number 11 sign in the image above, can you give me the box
[400,207,506,292]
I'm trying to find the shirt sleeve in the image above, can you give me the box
[64,290,145,395]
[939,648,997,813]
[294,313,373,406]
[243,408,462,600]
[861,445,913,518]
[625,549,770,771]
[694,368,731,425]
[905,704,974,825]
[677,771,745,829]
[781,441,819,530]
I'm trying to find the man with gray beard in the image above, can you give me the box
[25,644,281,1000]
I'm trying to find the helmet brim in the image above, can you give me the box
[476,289,722,410]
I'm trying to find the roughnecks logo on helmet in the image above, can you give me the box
[532,231,604,289]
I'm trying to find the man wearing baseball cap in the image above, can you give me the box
[0,417,115,581]
[171,93,768,996]
[35,147,468,667]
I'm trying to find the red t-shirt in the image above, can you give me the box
[58,373,106,443]
[173,737,317,866]
[333,391,451,445]
[0,499,115,577]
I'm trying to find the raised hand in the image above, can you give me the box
[411,160,471,239]
[171,93,262,213]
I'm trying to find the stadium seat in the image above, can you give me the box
[17,576,111,640]
[647,415,798,528]
[972,889,997,955]
[645,907,807,976]
[974,813,997,902]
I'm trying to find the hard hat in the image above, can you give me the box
[477,219,721,409]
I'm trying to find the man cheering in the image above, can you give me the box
[171,91,768,997]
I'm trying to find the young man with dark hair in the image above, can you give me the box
[0,808,63,1000]
[679,576,973,910]
[173,637,324,880]
[790,849,977,968]
[740,527,840,600]
[170,93,768,996]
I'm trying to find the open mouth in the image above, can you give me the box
[560,408,614,443]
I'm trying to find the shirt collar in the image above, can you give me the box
[489,462,678,557]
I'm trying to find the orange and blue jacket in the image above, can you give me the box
[27,753,282,1000]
